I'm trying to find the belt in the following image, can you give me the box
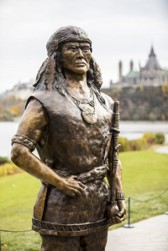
[32,217,111,236]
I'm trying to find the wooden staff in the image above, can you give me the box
[109,101,120,215]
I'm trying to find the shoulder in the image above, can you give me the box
[27,90,53,105]
[26,97,44,110]
[27,90,62,108]
[100,92,114,110]
[20,98,49,132]
[15,97,49,142]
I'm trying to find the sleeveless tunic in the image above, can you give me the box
[30,89,113,236]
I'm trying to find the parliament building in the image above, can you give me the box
[113,46,168,88]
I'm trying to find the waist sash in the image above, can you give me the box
[55,164,108,184]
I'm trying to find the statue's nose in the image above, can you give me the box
[76,48,84,57]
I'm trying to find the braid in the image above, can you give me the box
[44,53,56,91]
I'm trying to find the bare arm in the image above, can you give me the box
[106,159,126,223]
[11,99,85,197]
[115,159,126,217]
[106,158,124,197]
[115,159,123,192]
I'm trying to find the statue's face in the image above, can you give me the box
[61,42,92,74]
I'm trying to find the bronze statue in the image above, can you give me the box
[11,26,126,251]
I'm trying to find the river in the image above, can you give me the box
[0,121,168,157]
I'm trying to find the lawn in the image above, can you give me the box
[0,172,41,250]
[119,150,168,227]
[0,150,168,250]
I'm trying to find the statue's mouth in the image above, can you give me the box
[75,61,86,66]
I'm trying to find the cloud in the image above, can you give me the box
[0,0,168,91]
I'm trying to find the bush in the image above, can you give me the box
[142,132,165,145]
[0,162,21,177]
[118,132,164,153]
[0,156,10,165]
[155,133,165,144]
[142,132,156,144]
[129,139,145,151]
[119,137,129,152]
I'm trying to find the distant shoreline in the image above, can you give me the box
[0,120,168,157]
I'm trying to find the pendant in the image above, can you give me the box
[81,108,97,124]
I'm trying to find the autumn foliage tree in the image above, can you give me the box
[0,95,25,121]
[102,85,168,121]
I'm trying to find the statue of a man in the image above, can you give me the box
[11,26,126,251]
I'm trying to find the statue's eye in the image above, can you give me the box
[81,46,91,52]
[66,45,91,53]
[68,46,78,52]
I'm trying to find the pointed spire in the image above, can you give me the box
[144,45,161,70]
[149,46,156,57]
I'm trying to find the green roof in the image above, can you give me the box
[125,71,139,78]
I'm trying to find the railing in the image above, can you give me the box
[124,188,168,228]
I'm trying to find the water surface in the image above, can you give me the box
[1,121,168,157]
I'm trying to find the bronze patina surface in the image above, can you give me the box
[11,26,126,251]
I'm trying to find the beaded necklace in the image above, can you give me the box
[66,88,97,124]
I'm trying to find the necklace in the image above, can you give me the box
[66,88,97,124]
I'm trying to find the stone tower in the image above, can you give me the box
[130,60,134,72]
[119,60,123,81]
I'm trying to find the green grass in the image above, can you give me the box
[0,172,41,250]
[114,150,168,229]
[122,150,168,195]
[0,149,168,250]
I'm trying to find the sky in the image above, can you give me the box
[0,0,168,93]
